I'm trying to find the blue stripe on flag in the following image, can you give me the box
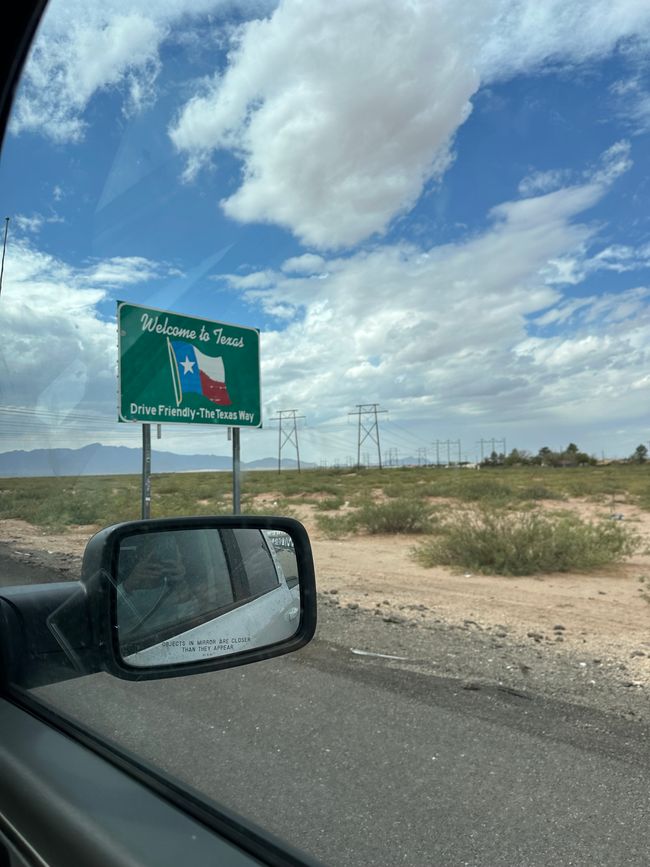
[171,341,202,396]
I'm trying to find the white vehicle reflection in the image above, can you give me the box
[116,527,300,667]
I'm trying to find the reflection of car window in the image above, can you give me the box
[231,529,280,599]
[263,531,299,587]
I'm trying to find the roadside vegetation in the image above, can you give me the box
[0,463,648,565]
[317,498,435,538]
[412,508,640,576]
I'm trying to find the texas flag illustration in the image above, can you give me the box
[168,339,232,406]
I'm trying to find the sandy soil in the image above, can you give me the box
[0,494,648,684]
[254,493,650,683]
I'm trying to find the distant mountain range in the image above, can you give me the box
[0,444,308,477]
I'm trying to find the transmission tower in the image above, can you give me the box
[432,439,461,466]
[477,437,506,463]
[270,409,305,473]
[349,404,387,469]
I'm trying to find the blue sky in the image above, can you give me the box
[1,0,650,466]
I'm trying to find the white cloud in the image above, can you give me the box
[519,169,572,197]
[11,0,249,143]
[13,11,164,142]
[0,241,115,425]
[14,212,65,234]
[84,256,175,287]
[541,239,650,288]
[170,0,650,249]
[171,0,477,248]
[281,254,326,275]
[610,75,650,132]
[0,242,178,442]
[475,2,650,81]
[211,165,647,433]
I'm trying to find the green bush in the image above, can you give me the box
[353,499,433,534]
[454,478,516,503]
[516,485,564,501]
[414,508,639,575]
[314,495,345,511]
[315,514,354,539]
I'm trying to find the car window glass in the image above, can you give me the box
[2,1,650,865]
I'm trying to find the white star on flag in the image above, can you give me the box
[180,356,195,375]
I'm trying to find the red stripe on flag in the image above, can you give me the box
[200,371,232,406]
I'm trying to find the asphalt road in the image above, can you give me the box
[2,548,649,866]
[32,611,649,867]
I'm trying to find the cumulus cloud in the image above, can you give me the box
[0,241,177,450]
[11,0,250,143]
[170,0,650,249]
[171,0,477,248]
[281,254,326,275]
[210,157,647,430]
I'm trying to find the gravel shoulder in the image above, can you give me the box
[0,516,648,723]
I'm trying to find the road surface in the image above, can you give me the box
[2,547,648,865]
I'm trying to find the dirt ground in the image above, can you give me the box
[256,494,650,684]
[0,493,648,685]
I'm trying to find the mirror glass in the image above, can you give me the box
[115,527,301,667]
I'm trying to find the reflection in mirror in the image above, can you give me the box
[116,527,300,667]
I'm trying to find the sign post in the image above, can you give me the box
[141,423,151,519]
[118,302,261,514]
[232,428,241,514]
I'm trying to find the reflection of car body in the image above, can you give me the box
[120,528,301,666]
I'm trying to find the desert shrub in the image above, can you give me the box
[516,485,564,501]
[454,478,516,503]
[353,499,433,534]
[314,495,345,511]
[315,514,354,539]
[414,507,639,575]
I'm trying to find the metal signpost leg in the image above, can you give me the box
[141,423,151,519]
[232,427,241,515]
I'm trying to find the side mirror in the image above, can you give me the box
[49,516,317,681]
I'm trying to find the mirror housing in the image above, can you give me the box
[49,516,317,681]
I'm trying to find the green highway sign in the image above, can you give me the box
[118,302,261,427]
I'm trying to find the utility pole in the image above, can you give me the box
[270,409,305,473]
[349,404,387,469]
[417,447,428,466]
[0,217,9,299]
